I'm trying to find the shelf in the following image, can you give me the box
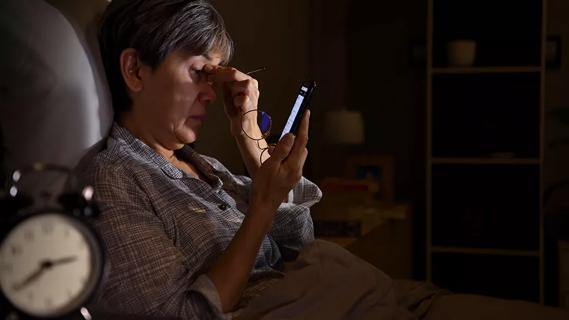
[431,252,540,302]
[431,246,540,257]
[431,66,542,74]
[431,0,542,67]
[431,164,540,250]
[431,157,540,165]
[427,0,545,304]
[431,72,541,158]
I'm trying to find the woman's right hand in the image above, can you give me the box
[207,111,310,312]
[249,110,310,225]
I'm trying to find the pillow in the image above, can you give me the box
[0,0,112,173]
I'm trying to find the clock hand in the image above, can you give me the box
[12,256,78,292]
[12,261,50,292]
[50,256,77,266]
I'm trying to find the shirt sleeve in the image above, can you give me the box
[202,155,322,250]
[269,177,322,251]
[89,164,225,319]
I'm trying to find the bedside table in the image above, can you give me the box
[312,202,413,279]
[560,240,569,309]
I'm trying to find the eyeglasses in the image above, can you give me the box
[241,109,275,164]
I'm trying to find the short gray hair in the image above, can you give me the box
[99,0,233,116]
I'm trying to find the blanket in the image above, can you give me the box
[234,240,442,320]
[233,240,569,320]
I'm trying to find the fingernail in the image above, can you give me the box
[284,133,295,145]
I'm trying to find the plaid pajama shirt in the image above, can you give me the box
[78,124,322,319]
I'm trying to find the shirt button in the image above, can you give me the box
[218,203,228,210]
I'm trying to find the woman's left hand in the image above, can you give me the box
[204,65,259,136]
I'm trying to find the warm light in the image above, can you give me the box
[324,109,365,145]
[82,186,94,201]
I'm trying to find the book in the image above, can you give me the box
[318,177,380,193]
[313,219,362,237]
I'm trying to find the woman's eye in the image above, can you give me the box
[190,69,203,82]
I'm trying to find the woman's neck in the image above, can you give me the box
[119,112,200,179]
[119,112,176,162]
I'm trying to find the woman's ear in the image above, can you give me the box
[119,48,143,92]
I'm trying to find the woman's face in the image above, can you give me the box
[134,49,221,149]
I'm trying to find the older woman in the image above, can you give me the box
[79,0,321,317]
[79,1,569,319]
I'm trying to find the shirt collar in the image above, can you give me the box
[109,123,221,188]
[176,145,223,190]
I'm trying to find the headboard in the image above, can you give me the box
[0,0,113,193]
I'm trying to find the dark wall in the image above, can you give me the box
[344,1,427,202]
[200,0,312,173]
[300,1,427,203]
[202,0,569,198]
[545,0,569,187]
[200,1,569,282]
[203,1,428,203]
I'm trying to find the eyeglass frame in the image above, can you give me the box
[241,109,275,164]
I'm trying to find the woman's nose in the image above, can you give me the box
[199,82,217,104]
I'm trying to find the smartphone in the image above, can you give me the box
[279,80,317,139]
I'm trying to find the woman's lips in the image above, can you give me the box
[189,115,206,121]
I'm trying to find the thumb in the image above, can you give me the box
[267,134,294,163]
[267,144,276,156]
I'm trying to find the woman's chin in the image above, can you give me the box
[174,128,198,145]
[184,134,198,145]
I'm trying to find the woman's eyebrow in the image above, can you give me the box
[201,52,223,65]
[195,68,206,78]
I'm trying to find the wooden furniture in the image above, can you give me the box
[312,201,413,279]
[344,155,395,203]
[426,0,546,303]
[560,240,569,309]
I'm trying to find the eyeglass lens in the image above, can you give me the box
[242,110,272,140]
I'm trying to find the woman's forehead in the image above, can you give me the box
[166,49,222,66]
[174,49,223,65]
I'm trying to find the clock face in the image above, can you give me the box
[0,213,103,318]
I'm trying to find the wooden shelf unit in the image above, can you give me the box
[431,158,541,165]
[426,0,546,303]
[431,66,542,75]
[431,246,540,257]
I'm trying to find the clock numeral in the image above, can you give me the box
[10,245,22,256]
[63,228,70,238]
[66,289,73,298]
[45,297,53,307]
[24,230,35,241]
[27,292,34,301]
[42,223,54,234]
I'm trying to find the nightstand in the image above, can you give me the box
[312,202,413,279]
[560,240,569,309]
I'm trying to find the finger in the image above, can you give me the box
[296,109,310,139]
[285,110,310,163]
[233,94,250,109]
[205,65,249,83]
[267,134,294,163]
[284,145,307,186]
[229,80,259,110]
[229,79,259,98]
[267,144,276,156]
[282,110,309,177]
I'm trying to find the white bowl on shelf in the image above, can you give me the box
[446,40,477,67]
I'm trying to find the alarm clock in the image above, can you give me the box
[0,164,104,319]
